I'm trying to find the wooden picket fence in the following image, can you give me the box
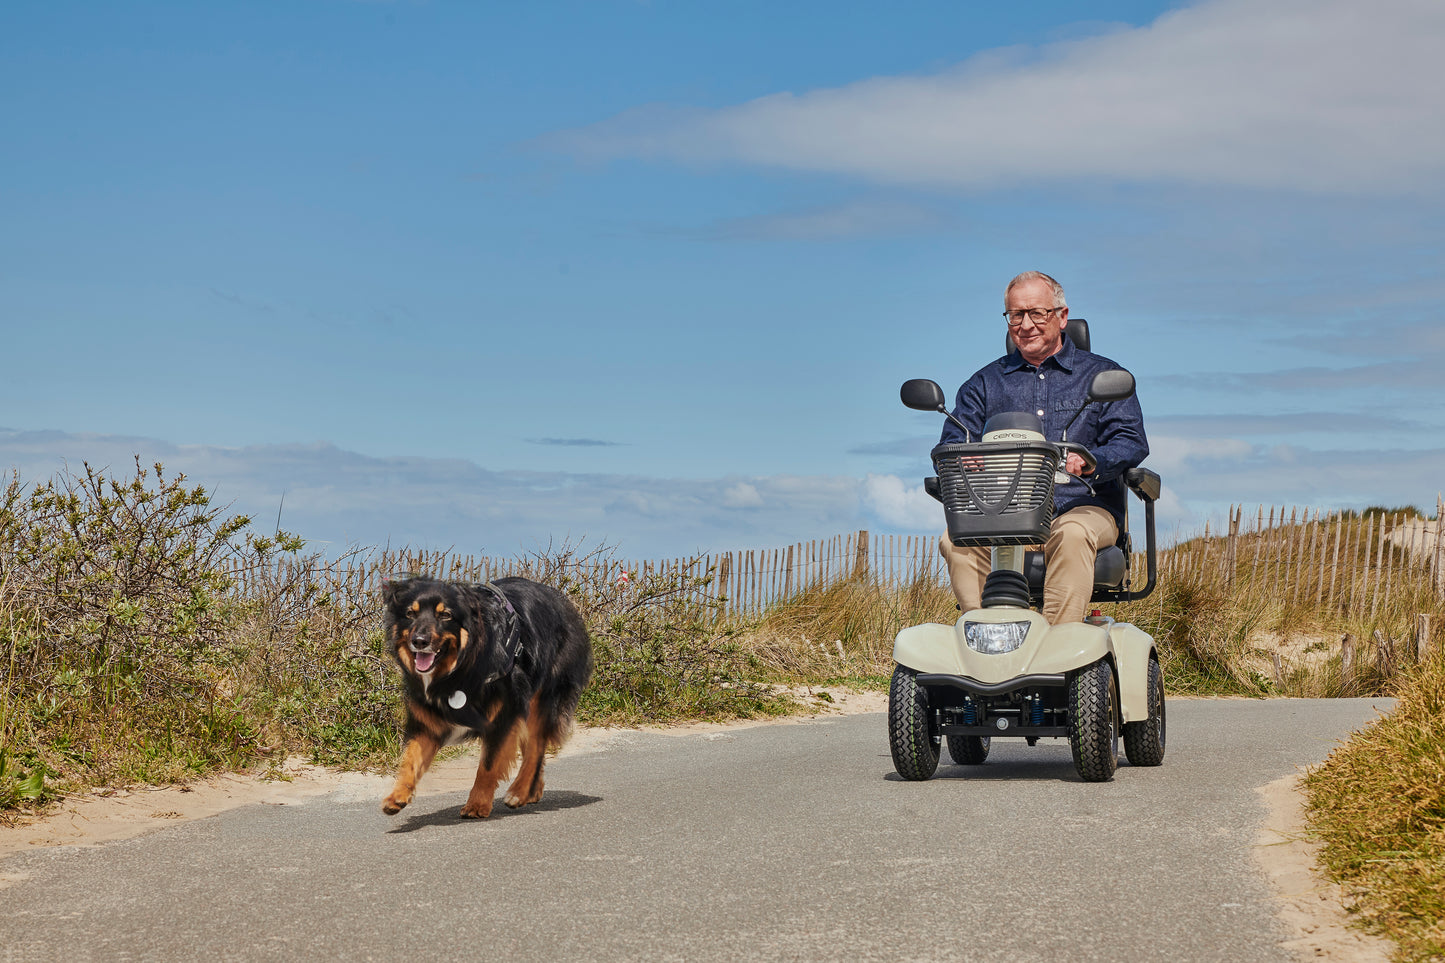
[220,499,1445,624]
[1161,500,1445,622]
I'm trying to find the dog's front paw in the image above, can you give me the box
[459,800,493,819]
[381,794,409,815]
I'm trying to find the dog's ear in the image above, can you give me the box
[382,579,400,609]
[456,585,490,649]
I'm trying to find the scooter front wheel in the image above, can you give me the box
[889,665,940,781]
[1069,658,1119,782]
[1123,655,1166,766]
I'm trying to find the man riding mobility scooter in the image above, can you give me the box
[889,320,1165,783]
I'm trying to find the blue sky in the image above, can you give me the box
[3,0,1443,560]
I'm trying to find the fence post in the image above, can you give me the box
[1340,633,1355,693]
[1373,628,1394,678]
[1415,613,1431,663]
[717,554,732,617]
[853,530,870,580]
[1435,494,1444,598]
[1225,505,1240,588]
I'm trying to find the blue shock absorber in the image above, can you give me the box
[1030,693,1043,726]
[963,699,977,725]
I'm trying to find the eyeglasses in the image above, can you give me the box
[1003,306,1062,327]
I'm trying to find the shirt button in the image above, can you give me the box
[1036,409,1045,416]
[1039,372,1045,380]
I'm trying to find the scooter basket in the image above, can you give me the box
[932,441,1060,547]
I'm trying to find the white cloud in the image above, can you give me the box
[721,482,764,508]
[549,0,1445,194]
[861,473,941,531]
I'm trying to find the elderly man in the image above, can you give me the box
[938,271,1149,625]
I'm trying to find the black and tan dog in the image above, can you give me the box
[380,576,592,819]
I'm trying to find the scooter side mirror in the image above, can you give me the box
[1087,369,1135,403]
[900,379,947,412]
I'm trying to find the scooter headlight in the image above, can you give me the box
[963,620,1031,654]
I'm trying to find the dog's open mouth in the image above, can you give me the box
[412,649,437,673]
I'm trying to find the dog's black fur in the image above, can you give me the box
[380,576,592,819]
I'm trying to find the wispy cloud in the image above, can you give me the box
[705,199,956,241]
[848,436,936,457]
[546,0,1445,195]
[1149,413,1426,436]
[528,437,627,448]
[1157,360,1441,394]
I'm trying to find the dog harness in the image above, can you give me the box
[479,581,524,684]
[445,581,525,710]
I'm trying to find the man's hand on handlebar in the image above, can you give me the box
[1065,452,1093,477]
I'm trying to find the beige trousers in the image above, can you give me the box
[938,504,1119,626]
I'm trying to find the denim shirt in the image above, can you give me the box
[937,334,1149,527]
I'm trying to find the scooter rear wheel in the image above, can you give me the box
[1069,658,1119,782]
[889,666,940,781]
[947,734,991,765]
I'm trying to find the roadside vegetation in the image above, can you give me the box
[0,461,793,815]
[3,462,1443,959]
[1302,653,1445,962]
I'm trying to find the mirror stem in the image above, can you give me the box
[938,405,972,443]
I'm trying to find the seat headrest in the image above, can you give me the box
[1006,317,1090,355]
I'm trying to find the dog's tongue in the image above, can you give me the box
[414,651,437,673]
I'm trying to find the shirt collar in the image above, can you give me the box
[1004,331,1079,373]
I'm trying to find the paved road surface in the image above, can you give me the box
[1,698,1389,962]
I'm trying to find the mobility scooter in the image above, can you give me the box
[890,319,1165,782]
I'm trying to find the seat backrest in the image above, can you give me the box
[1006,317,1089,355]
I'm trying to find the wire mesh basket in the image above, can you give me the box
[932,440,1060,547]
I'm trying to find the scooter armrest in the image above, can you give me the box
[924,476,943,503]
[1124,467,1161,502]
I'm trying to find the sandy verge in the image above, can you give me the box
[1256,774,1393,962]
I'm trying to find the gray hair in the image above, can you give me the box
[1004,271,1066,309]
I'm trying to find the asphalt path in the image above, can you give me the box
[0,698,1389,963]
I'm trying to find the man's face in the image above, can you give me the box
[1005,278,1068,364]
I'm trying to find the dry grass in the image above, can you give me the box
[1302,651,1445,961]
[740,574,957,685]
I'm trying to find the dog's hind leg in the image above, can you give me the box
[505,694,549,809]
[382,731,442,815]
[459,721,522,819]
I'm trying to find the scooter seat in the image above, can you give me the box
[1023,545,1127,592]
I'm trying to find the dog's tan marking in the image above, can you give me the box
[459,721,523,819]
[408,600,421,613]
[458,628,468,649]
[381,729,442,815]
[435,602,446,615]
[504,693,549,809]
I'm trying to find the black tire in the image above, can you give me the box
[947,734,991,765]
[1123,655,1166,767]
[888,666,940,781]
[1069,659,1119,782]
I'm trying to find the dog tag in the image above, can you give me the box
[448,690,467,709]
